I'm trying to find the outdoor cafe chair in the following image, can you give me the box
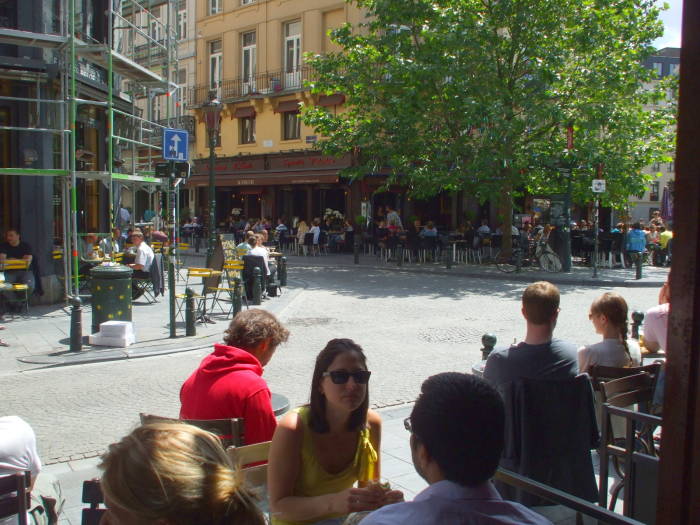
[81,479,106,525]
[598,372,661,519]
[139,413,245,448]
[208,260,248,319]
[0,259,31,314]
[227,441,272,519]
[175,267,214,321]
[0,471,31,525]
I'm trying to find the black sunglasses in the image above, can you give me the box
[404,417,412,433]
[323,370,372,384]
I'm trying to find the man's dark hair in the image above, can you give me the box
[411,372,505,487]
[248,235,258,247]
[632,222,641,230]
[522,281,560,325]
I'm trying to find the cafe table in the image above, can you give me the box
[271,393,290,417]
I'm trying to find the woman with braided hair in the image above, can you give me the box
[577,292,642,374]
[99,422,265,525]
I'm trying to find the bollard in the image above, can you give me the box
[635,253,643,280]
[185,287,196,336]
[168,258,176,338]
[252,267,262,305]
[480,333,497,361]
[444,248,452,269]
[353,238,360,265]
[516,244,523,272]
[279,256,288,287]
[397,244,403,267]
[69,296,82,352]
[232,278,242,317]
[631,310,644,339]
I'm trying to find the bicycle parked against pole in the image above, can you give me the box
[495,238,562,273]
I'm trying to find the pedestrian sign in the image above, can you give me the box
[163,128,189,161]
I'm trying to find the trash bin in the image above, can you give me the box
[90,264,133,333]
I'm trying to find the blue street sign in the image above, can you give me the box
[163,128,189,161]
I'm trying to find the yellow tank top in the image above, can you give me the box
[271,406,378,525]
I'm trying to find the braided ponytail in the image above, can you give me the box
[590,292,633,366]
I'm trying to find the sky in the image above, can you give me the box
[654,0,683,49]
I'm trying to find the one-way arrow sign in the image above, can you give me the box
[163,128,189,161]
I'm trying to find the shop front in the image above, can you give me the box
[189,152,353,228]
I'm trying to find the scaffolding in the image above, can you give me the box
[0,0,182,298]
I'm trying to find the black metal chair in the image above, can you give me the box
[242,254,267,300]
[0,471,31,525]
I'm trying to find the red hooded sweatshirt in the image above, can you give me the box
[179,343,276,445]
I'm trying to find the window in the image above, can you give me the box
[668,161,674,172]
[652,162,660,172]
[670,63,680,76]
[242,31,256,93]
[242,0,255,4]
[649,181,660,202]
[209,40,222,91]
[177,8,187,40]
[149,7,162,42]
[282,111,300,140]
[240,117,256,144]
[284,21,301,89]
[652,62,663,77]
[209,0,221,15]
[178,68,187,85]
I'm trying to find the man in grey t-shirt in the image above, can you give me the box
[484,281,578,388]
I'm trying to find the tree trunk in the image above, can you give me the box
[499,177,514,255]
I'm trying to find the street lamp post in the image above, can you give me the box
[202,92,222,266]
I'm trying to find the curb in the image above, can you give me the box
[15,279,307,369]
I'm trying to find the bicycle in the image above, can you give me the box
[496,239,562,273]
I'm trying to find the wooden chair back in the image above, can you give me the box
[139,413,245,448]
[1,259,29,271]
[81,479,106,525]
[227,441,271,487]
[601,372,656,408]
[589,363,661,393]
[0,471,31,524]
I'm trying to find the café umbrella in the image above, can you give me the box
[661,186,673,222]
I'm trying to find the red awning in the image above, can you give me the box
[318,94,345,107]
[275,100,301,113]
[233,106,255,119]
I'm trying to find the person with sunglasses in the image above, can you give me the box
[268,339,403,525]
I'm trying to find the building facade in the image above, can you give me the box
[186,0,367,227]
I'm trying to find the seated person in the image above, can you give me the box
[484,281,578,389]
[0,416,64,524]
[268,339,403,525]
[78,232,100,275]
[0,229,35,315]
[249,235,276,283]
[309,218,321,245]
[127,230,154,299]
[99,228,122,256]
[100,421,264,525]
[643,275,670,410]
[419,221,438,237]
[625,222,647,255]
[361,373,551,525]
[180,309,289,445]
[236,231,255,255]
[275,218,289,234]
[578,292,641,374]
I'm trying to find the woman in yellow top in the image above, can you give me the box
[268,339,403,525]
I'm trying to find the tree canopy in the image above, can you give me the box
[304,0,676,215]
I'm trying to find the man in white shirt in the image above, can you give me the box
[361,373,551,525]
[128,230,154,299]
[99,228,122,256]
[0,416,64,525]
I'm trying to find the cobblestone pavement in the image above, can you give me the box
[2,264,660,463]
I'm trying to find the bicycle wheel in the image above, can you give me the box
[496,249,518,273]
[539,251,562,272]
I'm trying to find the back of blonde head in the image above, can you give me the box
[100,422,264,525]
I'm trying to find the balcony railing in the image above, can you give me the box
[184,66,318,108]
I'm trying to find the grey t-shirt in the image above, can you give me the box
[484,338,579,389]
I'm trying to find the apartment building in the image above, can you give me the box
[185,0,366,226]
[626,47,680,225]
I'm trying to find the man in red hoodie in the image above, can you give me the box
[179,309,290,444]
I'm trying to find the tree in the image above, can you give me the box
[304,0,676,251]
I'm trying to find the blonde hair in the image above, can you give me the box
[100,422,264,525]
[590,292,632,365]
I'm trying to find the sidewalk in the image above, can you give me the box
[0,268,304,374]
[187,250,668,287]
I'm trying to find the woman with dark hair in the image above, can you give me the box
[268,339,402,525]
